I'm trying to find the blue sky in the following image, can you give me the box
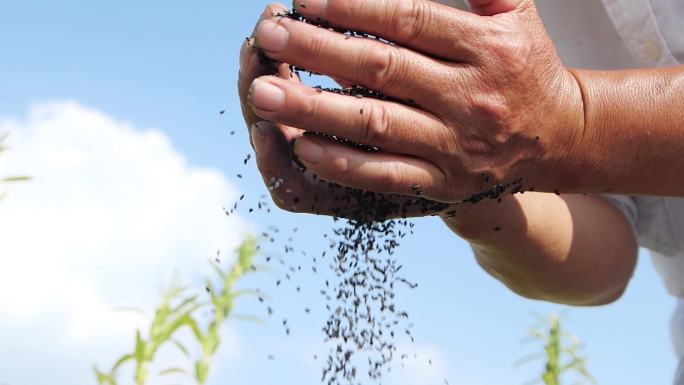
[0,1,677,385]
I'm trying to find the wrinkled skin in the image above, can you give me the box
[238,0,584,217]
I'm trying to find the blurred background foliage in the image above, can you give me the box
[95,238,261,385]
[0,132,30,201]
[519,313,596,385]
[94,234,596,385]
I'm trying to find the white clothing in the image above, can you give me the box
[438,0,684,382]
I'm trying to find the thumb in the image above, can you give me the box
[466,0,529,16]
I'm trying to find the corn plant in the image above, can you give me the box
[518,314,596,385]
[0,131,30,200]
[95,237,260,385]
[188,238,262,384]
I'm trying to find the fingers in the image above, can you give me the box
[251,121,313,211]
[254,15,459,106]
[293,0,484,62]
[467,0,526,15]
[292,134,448,201]
[247,75,448,157]
[252,121,450,217]
[238,3,289,128]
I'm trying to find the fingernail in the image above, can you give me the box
[294,138,324,164]
[251,122,270,153]
[250,79,285,112]
[293,0,326,16]
[256,20,288,53]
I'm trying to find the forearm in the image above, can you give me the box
[443,193,637,305]
[563,66,684,196]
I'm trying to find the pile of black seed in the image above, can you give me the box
[234,8,532,385]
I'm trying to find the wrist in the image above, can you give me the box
[561,67,684,196]
[537,68,590,194]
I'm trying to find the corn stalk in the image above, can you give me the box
[518,314,596,385]
[189,237,259,384]
[95,237,259,385]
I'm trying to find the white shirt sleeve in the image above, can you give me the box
[600,194,639,230]
[600,195,681,257]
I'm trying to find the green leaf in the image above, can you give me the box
[195,360,210,384]
[155,310,200,347]
[94,367,111,385]
[170,339,191,358]
[113,307,149,319]
[209,261,227,280]
[513,353,545,368]
[232,314,266,325]
[169,295,199,316]
[134,330,146,362]
[2,176,30,183]
[111,354,134,372]
[232,288,264,299]
[158,367,189,377]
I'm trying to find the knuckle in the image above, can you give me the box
[381,162,409,192]
[485,31,532,74]
[362,44,400,91]
[362,103,390,144]
[304,90,322,118]
[469,93,511,125]
[392,0,430,43]
[306,32,328,64]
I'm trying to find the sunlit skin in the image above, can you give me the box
[238,0,684,305]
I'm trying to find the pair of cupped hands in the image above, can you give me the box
[238,0,585,219]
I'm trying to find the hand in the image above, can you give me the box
[247,0,585,203]
[238,4,454,220]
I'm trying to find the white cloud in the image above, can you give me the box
[0,101,247,384]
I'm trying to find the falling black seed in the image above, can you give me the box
[494,226,501,232]
[237,174,243,178]
[247,14,474,383]
[219,110,225,115]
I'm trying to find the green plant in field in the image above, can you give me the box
[94,237,261,385]
[518,314,596,385]
[0,131,30,200]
